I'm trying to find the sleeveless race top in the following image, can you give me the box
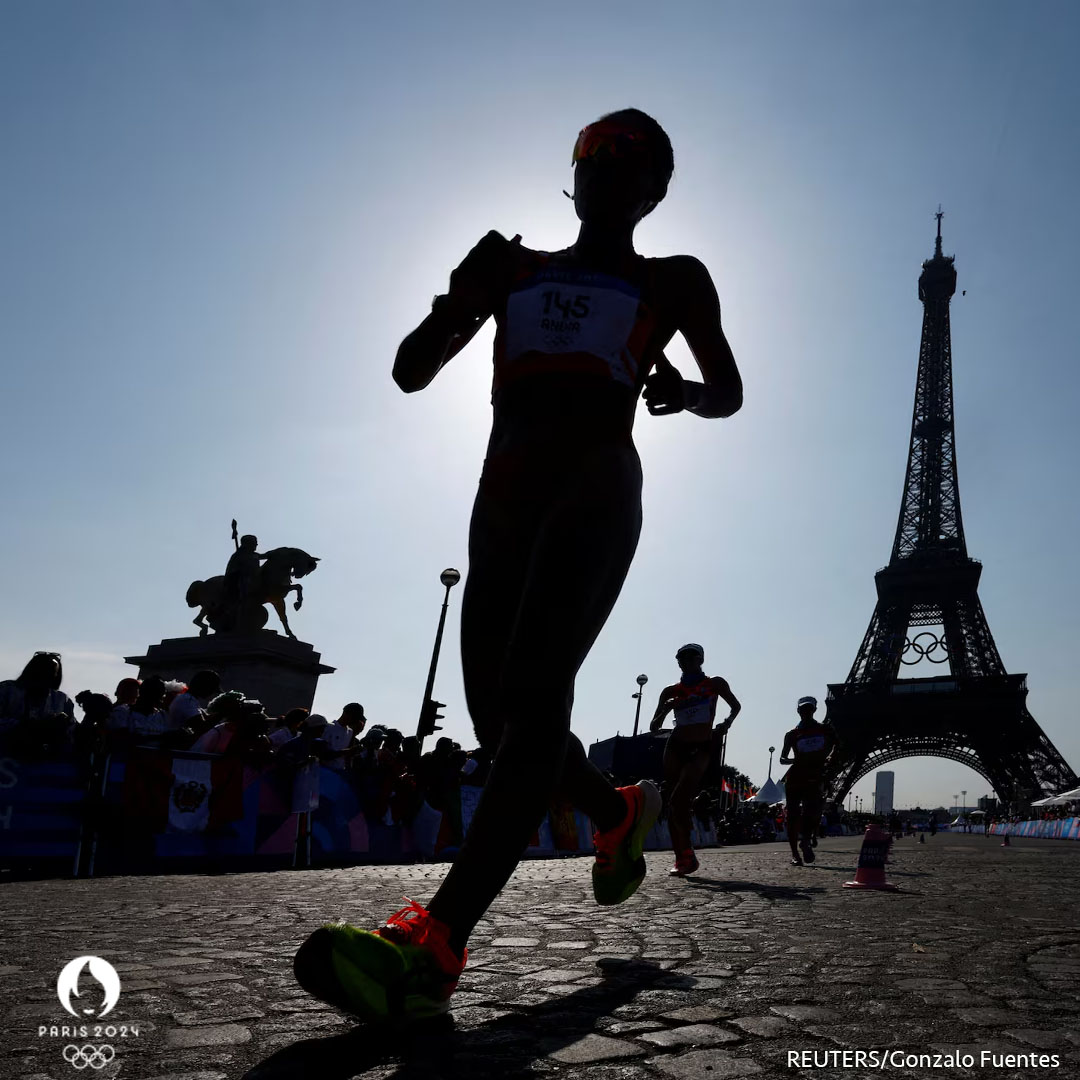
[784,721,831,781]
[670,675,722,729]
[492,250,660,396]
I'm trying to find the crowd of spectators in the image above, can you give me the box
[0,652,492,833]
[991,801,1078,826]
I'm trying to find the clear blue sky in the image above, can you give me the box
[2,2,1077,810]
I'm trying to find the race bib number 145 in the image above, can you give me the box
[505,273,640,376]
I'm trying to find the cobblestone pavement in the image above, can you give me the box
[3,832,1079,1080]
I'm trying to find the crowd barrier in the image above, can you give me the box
[0,755,86,874]
[0,749,830,876]
[990,817,1080,840]
[0,750,605,875]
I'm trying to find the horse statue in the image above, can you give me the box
[186,547,320,640]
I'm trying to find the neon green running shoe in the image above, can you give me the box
[591,779,661,906]
[292,898,466,1021]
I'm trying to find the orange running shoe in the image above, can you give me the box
[293,898,466,1022]
[591,779,661,905]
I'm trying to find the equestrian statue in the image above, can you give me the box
[186,520,320,639]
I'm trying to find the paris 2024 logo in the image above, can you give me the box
[57,956,121,1018]
[39,955,141,1069]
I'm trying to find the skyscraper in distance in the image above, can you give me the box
[874,770,895,814]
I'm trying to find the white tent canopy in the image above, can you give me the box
[748,778,785,804]
[1032,786,1080,806]
[1032,794,1077,807]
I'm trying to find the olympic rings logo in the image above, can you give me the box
[900,631,949,665]
[62,1044,115,1070]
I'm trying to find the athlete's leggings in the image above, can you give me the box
[426,440,643,953]
[785,783,824,848]
[663,733,711,856]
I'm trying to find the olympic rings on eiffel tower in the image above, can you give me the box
[900,631,949,664]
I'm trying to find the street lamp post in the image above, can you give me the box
[631,674,649,737]
[961,789,967,813]
[415,568,461,753]
[767,745,775,780]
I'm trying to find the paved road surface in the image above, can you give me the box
[3,832,1078,1079]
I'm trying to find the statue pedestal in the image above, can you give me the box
[125,632,335,717]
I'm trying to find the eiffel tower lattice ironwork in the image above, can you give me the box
[823,213,1076,808]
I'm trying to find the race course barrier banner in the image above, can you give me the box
[1,750,797,875]
[0,754,88,872]
[990,817,1080,840]
[92,750,298,872]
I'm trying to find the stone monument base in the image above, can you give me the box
[125,632,335,717]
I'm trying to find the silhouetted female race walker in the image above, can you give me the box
[650,643,741,877]
[293,108,744,1023]
[779,696,837,866]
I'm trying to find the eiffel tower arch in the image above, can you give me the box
[823,214,1076,810]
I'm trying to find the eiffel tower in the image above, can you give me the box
[823,213,1076,810]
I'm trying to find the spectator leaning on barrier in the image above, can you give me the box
[460,746,493,788]
[106,679,139,739]
[400,735,422,776]
[188,691,246,752]
[268,707,307,749]
[227,700,274,758]
[352,727,386,772]
[418,737,459,812]
[161,680,187,713]
[114,678,140,708]
[0,652,76,750]
[374,729,409,821]
[74,691,113,754]
[168,670,221,732]
[352,728,389,823]
[337,702,367,738]
[276,712,333,766]
[126,675,172,741]
[322,709,359,770]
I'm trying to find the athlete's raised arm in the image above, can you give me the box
[393,231,521,393]
[643,256,742,419]
[779,730,796,765]
[649,684,680,731]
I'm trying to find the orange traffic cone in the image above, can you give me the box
[843,823,899,890]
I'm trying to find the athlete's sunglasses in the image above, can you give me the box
[572,123,652,165]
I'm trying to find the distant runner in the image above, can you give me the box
[650,643,741,876]
[779,695,836,866]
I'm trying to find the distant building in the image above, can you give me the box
[874,771,895,814]
[978,796,999,812]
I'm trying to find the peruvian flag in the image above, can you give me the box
[125,751,244,833]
